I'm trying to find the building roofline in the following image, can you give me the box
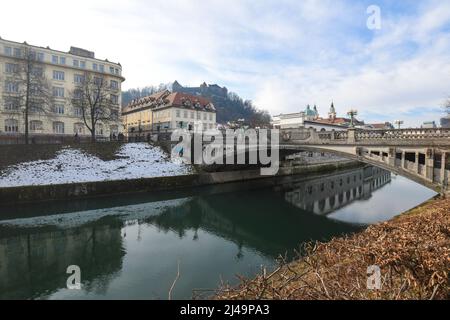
[0,36,122,67]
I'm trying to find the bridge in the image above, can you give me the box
[279,127,450,195]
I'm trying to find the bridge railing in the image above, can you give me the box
[280,127,450,144]
[356,128,450,140]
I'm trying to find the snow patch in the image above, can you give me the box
[0,143,192,187]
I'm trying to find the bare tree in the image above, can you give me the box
[2,45,53,143]
[70,72,119,142]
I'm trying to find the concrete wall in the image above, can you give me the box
[0,160,362,205]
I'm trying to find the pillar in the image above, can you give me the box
[425,148,434,182]
[414,151,419,174]
[401,151,406,169]
[441,152,447,186]
[388,148,396,167]
[347,128,356,144]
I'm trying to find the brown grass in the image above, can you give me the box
[214,197,450,300]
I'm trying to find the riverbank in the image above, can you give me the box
[0,152,361,204]
[215,196,450,300]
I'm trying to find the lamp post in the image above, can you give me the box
[347,109,358,128]
[394,120,404,129]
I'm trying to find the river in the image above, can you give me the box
[0,165,436,299]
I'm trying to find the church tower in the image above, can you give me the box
[328,102,336,120]
[313,104,319,120]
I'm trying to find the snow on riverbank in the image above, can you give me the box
[0,143,192,187]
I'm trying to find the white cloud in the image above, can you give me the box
[1,0,449,126]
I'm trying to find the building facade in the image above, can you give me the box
[0,37,125,140]
[271,103,363,131]
[122,90,217,136]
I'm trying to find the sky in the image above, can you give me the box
[1,0,450,127]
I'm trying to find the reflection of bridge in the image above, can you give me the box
[280,128,450,194]
[283,166,391,216]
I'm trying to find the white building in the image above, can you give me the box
[272,103,360,131]
[0,37,124,139]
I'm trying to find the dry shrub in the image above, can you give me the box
[213,198,450,300]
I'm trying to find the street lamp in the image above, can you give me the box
[347,109,358,127]
[394,120,404,129]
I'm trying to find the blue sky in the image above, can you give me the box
[2,0,450,126]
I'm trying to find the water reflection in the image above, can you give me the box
[0,165,436,299]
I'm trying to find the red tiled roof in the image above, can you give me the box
[312,117,364,126]
[123,90,214,114]
[165,92,211,109]
[370,123,388,129]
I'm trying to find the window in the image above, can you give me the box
[74,123,84,134]
[197,112,201,120]
[93,77,103,86]
[4,47,12,56]
[190,111,194,119]
[4,119,19,132]
[37,52,44,62]
[109,66,114,74]
[183,110,188,118]
[53,70,65,81]
[74,107,83,117]
[110,125,118,135]
[4,98,20,111]
[115,68,119,75]
[5,63,19,74]
[32,67,43,77]
[80,61,86,69]
[110,94,119,105]
[93,63,98,71]
[209,113,213,121]
[73,59,79,67]
[176,110,180,117]
[110,80,118,90]
[203,113,207,120]
[52,55,58,64]
[203,123,207,131]
[13,48,21,57]
[30,120,43,131]
[5,82,19,93]
[60,57,66,65]
[30,103,40,113]
[74,89,83,99]
[53,121,65,134]
[96,124,104,135]
[52,87,64,97]
[110,109,119,119]
[74,74,85,84]
[99,65,104,72]
[53,104,65,114]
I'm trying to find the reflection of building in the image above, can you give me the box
[284,166,391,216]
[271,102,363,130]
[122,90,217,137]
[0,223,124,299]
[0,37,124,138]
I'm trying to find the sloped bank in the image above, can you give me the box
[215,196,450,300]
[0,160,361,205]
